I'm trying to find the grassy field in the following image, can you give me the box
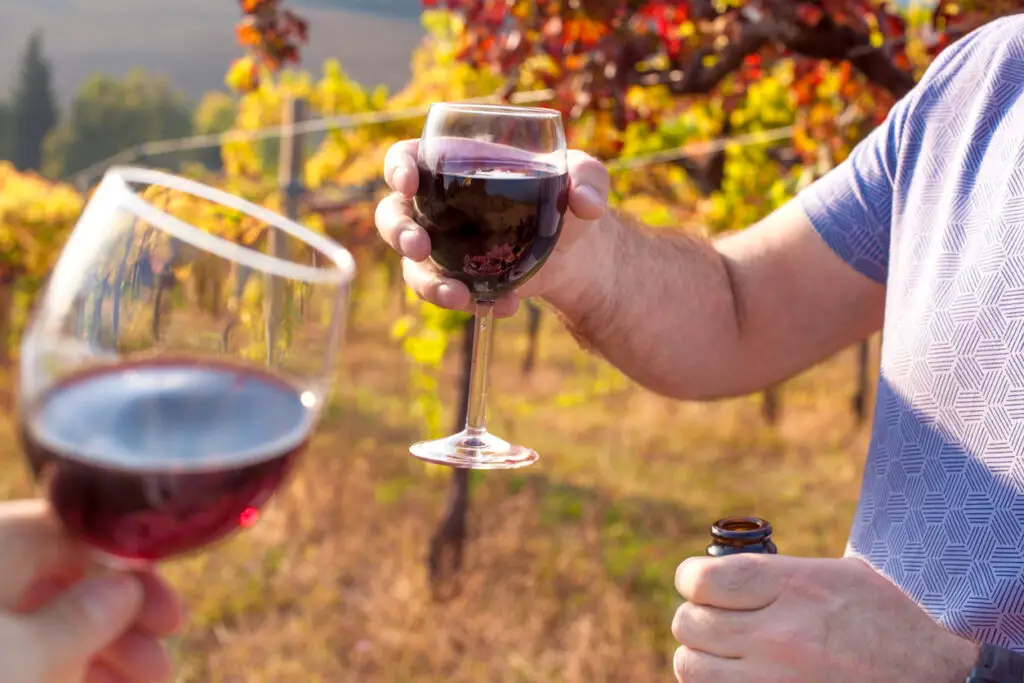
[0,278,878,683]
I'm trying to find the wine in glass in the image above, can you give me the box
[410,103,569,469]
[17,166,355,568]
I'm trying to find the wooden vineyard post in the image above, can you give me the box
[853,339,869,424]
[522,299,542,377]
[0,273,15,367]
[428,314,474,598]
[853,337,875,425]
[762,384,781,425]
[271,96,307,365]
[759,146,834,427]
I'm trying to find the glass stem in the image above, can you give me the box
[464,299,495,436]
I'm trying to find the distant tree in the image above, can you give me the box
[9,31,59,173]
[0,103,12,162]
[43,69,194,178]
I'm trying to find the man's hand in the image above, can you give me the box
[0,499,183,683]
[374,139,611,318]
[672,554,978,683]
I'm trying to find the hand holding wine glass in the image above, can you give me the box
[0,499,182,683]
[18,166,355,569]
[401,103,579,469]
[378,137,611,318]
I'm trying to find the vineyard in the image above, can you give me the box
[0,0,1019,680]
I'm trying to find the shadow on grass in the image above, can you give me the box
[321,397,708,604]
[500,471,704,590]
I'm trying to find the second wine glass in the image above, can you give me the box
[18,166,355,568]
[409,102,569,470]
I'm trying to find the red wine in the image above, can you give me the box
[414,157,570,297]
[19,358,314,563]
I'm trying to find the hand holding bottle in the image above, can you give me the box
[671,553,976,683]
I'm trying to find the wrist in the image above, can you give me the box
[963,642,1024,683]
[540,211,618,322]
[940,634,981,683]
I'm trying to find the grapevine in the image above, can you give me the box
[0,163,84,367]
[227,0,309,94]
[427,0,1021,420]
[218,0,1024,584]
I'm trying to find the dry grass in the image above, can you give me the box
[0,281,878,683]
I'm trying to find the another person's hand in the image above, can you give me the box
[671,553,978,683]
[0,499,183,683]
[374,139,611,318]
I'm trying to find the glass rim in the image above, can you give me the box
[429,102,562,119]
[102,165,357,287]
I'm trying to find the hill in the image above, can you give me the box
[293,0,422,20]
[0,0,425,105]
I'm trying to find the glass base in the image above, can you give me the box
[409,429,539,470]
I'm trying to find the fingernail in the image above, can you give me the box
[397,227,421,257]
[435,282,457,306]
[393,166,415,192]
[576,184,605,208]
[80,574,140,622]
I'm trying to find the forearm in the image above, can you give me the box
[543,209,745,399]
[541,201,886,400]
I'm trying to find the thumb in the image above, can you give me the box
[26,572,142,667]
[566,150,610,222]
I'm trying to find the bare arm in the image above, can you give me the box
[543,200,885,400]
[376,141,885,401]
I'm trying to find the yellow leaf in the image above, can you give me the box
[390,315,413,340]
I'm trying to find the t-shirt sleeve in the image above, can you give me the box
[795,19,1003,285]
[797,106,907,284]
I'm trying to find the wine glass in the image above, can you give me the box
[17,166,355,569]
[409,103,569,469]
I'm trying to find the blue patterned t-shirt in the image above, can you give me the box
[798,16,1024,650]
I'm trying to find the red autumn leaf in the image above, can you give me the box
[882,13,906,38]
[796,3,825,26]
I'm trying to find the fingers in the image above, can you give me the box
[673,645,746,683]
[671,602,753,659]
[13,569,181,636]
[133,572,183,636]
[402,258,520,318]
[15,572,83,614]
[27,572,143,664]
[377,142,610,315]
[401,258,472,312]
[85,660,129,683]
[17,571,181,645]
[375,193,431,262]
[675,554,788,610]
[0,499,86,610]
[0,502,179,681]
[99,628,173,682]
[383,139,420,196]
[94,573,181,682]
[566,150,610,222]
[378,146,612,260]
[0,573,144,683]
